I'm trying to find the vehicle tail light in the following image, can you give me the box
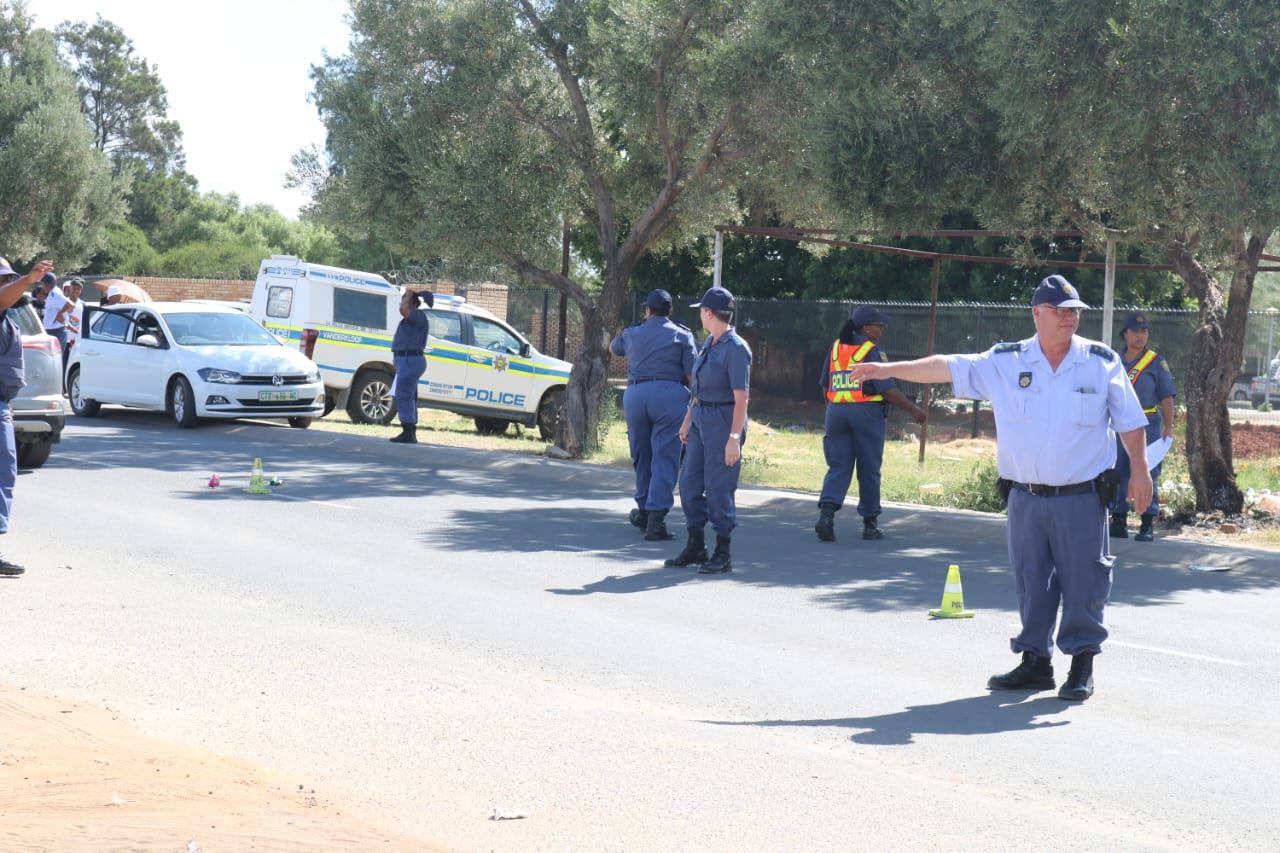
[300,327,318,359]
[22,336,61,355]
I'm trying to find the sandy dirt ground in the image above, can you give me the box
[0,685,446,853]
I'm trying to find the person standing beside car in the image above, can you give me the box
[61,278,84,376]
[610,289,698,541]
[37,272,72,355]
[389,290,433,444]
[0,256,56,577]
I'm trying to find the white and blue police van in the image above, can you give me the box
[249,256,571,437]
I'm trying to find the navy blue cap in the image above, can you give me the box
[416,291,434,308]
[1121,311,1149,332]
[850,305,891,327]
[691,286,735,311]
[1030,274,1089,309]
[40,271,57,286]
[645,289,672,312]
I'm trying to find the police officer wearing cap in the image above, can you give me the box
[1110,311,1176,542]
[389,289,434,444]
[815,304,926,542]
[848,274,1151,702]
[664,286,752,574]
[611,289,698,540]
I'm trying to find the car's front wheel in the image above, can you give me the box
[170,377,199,428]
[17,439,52,469]
[347,370,396,425]
[537,387,565,441]
[474,417,511,436]
[288,417,312,429]
[67,367,101,417]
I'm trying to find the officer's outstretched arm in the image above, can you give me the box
[851,354,952,385]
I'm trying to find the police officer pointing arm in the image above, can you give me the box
[850,275,1150,702]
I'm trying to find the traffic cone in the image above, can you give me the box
[928,564,975,618]
[245,457,271,494]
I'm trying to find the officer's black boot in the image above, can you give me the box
[698,535,732,573]
[814,503,837,542]
[1058,652,1096,701]
[644,509,675,541]
[987,651,1055,691]
[1135,513,1155,542]
[629,507,649,531]
[1109,512,1128,538]
[862,516,883,540]
[389,423,418,444]
[664,529,707,567]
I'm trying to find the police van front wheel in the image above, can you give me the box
[474,417,511,436]
[347,370,396,425]
[537,387,565,442]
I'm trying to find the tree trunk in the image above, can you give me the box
[556,264,630,457]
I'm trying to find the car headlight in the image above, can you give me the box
[306,369,321,383]
[198,368,243,383]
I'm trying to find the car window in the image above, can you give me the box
[164,311,280,346]
[265,285,293,318]
[133,312,165,344]
[92,311,134,342]
[4,300,42,336]
[333,288,387,330]
[472,318,522,355]
[429,309,463,344]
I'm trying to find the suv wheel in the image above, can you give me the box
[347,370,396,425]
[17,439,52,469]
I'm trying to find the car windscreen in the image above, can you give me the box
[4,299,43,336]
[164,312,282,347]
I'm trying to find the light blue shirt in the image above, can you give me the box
[947,334,1148,485]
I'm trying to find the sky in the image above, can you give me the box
[28,0,354,219]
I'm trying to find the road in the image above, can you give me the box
[4,413,1279,851]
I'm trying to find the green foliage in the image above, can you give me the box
[87,220,160,275]
[916,459,1007,514]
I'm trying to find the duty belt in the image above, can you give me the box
[694,399,734,407]
[393,349,424,356]
[1009,480,1095,497]
[629,377,677,385]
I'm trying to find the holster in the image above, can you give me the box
[1094,468,1119,507]
[996,477,1013,508]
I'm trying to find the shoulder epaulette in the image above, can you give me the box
[1089,344,1116,362]
[674,321,692,332]
[993,342,1023,354]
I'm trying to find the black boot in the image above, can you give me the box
[987,651,1055,691]
[814,503,836,542]
[1135,513,1155,542]
[644,509,675,541]
[389,423,418,444]
[862,516,883,540]
[629,507,649,531]
[664,529,707,567]
[1058,652,1095,701]
[1109,512,1128,538]
[698,535,732,574]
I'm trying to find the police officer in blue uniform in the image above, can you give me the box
[664,286,752,574]
[1110,311,1177,542]
[0,256,56,576]
[611,289,698,540]
[815,305,926,542]
[849,275,1151,701]
[389,289,433,444]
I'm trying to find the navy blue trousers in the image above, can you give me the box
[624,381,688,512]
[392,354,426,425]
[679,405,741,536]
[818,401,887,518]
[1113,414,1162,515]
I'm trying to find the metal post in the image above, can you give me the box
[713,229,723,289]
[1103,240,1116,344]
[919,257,940,464]
[1267,307,1278,408]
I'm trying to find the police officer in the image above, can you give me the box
[610,289,698,540]
[849,275,1151,701]
[389,289,433,444]
[664,286,752,574]
[815,305,926,542]
[1110,311,1176,542]
[0,256,56,576]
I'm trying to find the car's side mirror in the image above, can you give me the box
[137,333,161,348]
[520,342,532,358]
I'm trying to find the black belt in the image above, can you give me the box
[695,399,734,407]
[628,377,677,385]
[1010,480,1095,497]
[393,350,424,357]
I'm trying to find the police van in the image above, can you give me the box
[249,256,572,437]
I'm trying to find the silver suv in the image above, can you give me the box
[6,295,67,468]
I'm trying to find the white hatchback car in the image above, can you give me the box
[67,303,324,428]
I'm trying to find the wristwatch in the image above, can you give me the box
[729,432,740,440]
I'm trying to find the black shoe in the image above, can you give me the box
[0,557,25,577]
[1058,653,1095,701]
[1135,514,1155,542]
[389,425,418,444]
[644,509,675,541]
[698,535,732,573]
[861,517,883,540]
[629,508,649,531]
[664,531,708,567]
[1109,513,1128,538]
[987,651,1055,691]
[814,504,836,542]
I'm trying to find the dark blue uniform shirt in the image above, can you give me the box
[610,317,697,382]
[391,309,428,351]
[691,329,752,403]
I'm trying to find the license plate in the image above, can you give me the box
[258,390,298,402]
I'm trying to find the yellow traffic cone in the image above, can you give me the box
[928,564,975,618]
[245,457,271,494]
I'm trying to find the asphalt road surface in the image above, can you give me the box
[5,413,1279,851]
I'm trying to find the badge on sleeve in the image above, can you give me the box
[1018,371,1032,388]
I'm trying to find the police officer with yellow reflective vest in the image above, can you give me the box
[664,286,751,574]
[610,289,698,540]
[389,289,433,444]
[1110,311,1176,542]
[848,275,1151,702]
[815,305,927,542]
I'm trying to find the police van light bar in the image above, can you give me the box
[429,294,466,306]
